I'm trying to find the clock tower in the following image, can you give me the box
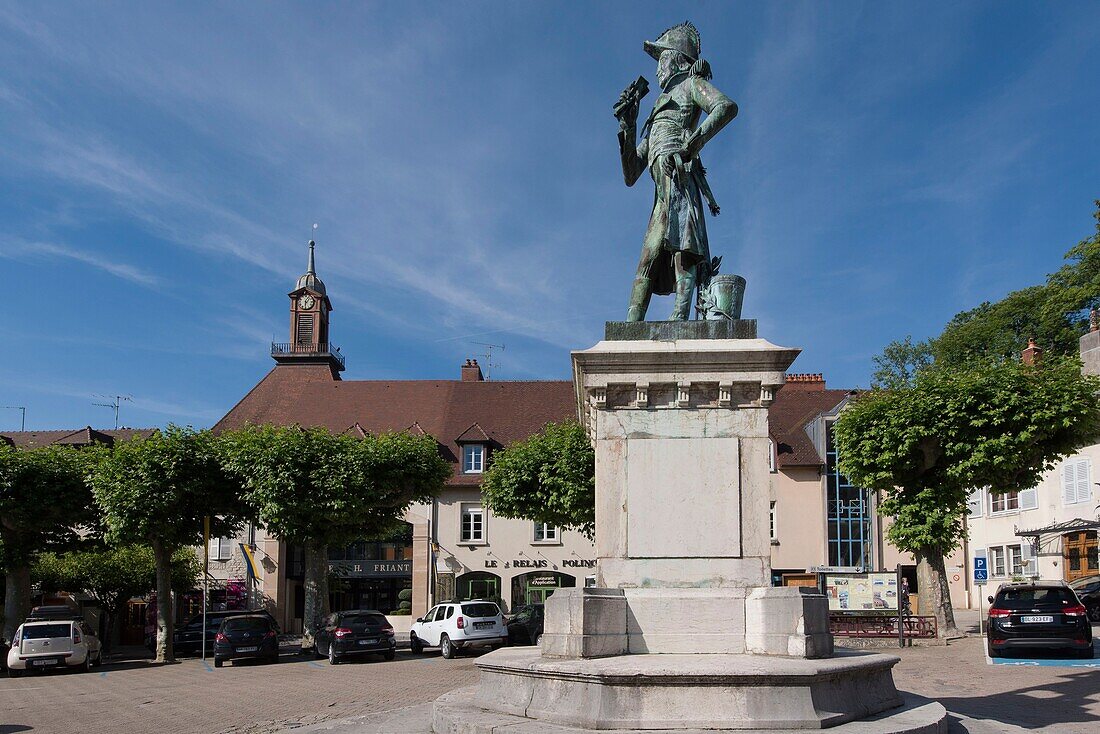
[271,239,345,376]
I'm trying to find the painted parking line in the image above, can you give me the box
[985,641,1099,667]
[308,661,326,669]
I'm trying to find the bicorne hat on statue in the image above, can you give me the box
[644,21,701,61]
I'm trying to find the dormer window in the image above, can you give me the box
[463,444,485,474]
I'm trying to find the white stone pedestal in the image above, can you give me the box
[433,329,944,733]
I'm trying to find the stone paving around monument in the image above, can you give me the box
[0,624,1095,734]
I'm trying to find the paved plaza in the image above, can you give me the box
[0,625,1096,734]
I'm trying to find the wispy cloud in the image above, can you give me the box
[0,238,161,287]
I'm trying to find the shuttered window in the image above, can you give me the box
[1062,459,1091,506]
[966,489,983,518]
[1018,485,1038,511]
[296,313,315,344]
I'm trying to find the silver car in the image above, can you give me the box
[6,619,102,676]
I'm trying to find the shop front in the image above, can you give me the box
[328,559,412,614]
[510,571,576,607]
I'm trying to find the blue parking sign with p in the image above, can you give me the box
[973,556,988,583]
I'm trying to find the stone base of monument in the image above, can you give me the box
[428,330,947,734]
[451,647,933,731]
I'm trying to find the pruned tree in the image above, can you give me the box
[88,427,244,662]
[0,444,94,642]
[834,357,1100,636]
[481,421,595,537]
[33,544,200,656]
[217,425,449,649]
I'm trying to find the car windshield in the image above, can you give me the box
[22,623,71,639]
[1068,576,1099,590]
[461,603,499,618]
[995,587,1077,609]
[223,617,270,632]
[341,614,386,626]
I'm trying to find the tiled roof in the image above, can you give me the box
[455,423,491,445]
[212,363,855,477]
[0,427,157,449]
[768,387,853,467]
[213,366,577,485]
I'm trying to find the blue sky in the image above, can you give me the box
[1,1,1098,431]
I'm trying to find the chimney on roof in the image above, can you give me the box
[1021,337,1043,366]
[783,373,826,391]
[461,358,484,382]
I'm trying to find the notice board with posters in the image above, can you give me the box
[823,571,899,612]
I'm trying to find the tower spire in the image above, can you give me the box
[307,222,318,274]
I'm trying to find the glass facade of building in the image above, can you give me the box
[826,421,873,569]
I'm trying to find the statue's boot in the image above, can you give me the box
[669,269,696,321]
[627,277,653,322]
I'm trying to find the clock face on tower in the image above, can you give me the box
[299,294,315,310]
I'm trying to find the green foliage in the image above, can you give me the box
[33,545,201,605]
[871,336,933,389]
[836,357,1100,556]
[397,588,413,602]
[0,444,95,569]
[481,421,595,536]
[217,425,449,548]
[878,202,1100,373]
[88,426,244,548]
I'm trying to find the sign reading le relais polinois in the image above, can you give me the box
[327,560,412,578]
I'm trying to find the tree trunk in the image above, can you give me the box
[301,540,329,651]
[915,547,959,638]
[100,597,121,658]
[151,538,175,663]
[3,566,31,643]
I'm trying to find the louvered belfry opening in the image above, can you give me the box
[296,312,315,345]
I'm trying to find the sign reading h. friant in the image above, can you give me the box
[328,560,412,578]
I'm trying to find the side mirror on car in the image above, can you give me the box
[415,618,423,623]
[987,596,994,604]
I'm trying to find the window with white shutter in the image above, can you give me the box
[1018,485,1038,511]
[1020,542,1037,577]
[1062,459,1091,506]
[966,489,983,517]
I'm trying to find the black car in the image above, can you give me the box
[213,614,280,667]
[505,605,544,646]
[315,610,396,665]
[169,609,279,656]
[987,582,1093,659]
[1068,575,1100,623]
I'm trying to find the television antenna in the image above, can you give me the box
[93,395,132,430]
[471,342,505,380]
[2,406,26,431]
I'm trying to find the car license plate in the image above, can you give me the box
[358,639,376,645]
[1020,615,1054,623]
[237,646,258,653]
[31,659,58,666]
[474,621,493,629]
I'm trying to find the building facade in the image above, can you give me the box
[211,245,594,629]
[960,328,1100,606]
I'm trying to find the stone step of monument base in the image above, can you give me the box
[432,687,948,734]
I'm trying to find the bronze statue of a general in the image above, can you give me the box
[615,22,738,322]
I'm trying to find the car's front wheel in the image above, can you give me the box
[213,658,224,668]
[440,634,456,659]
[383,649,395,661]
